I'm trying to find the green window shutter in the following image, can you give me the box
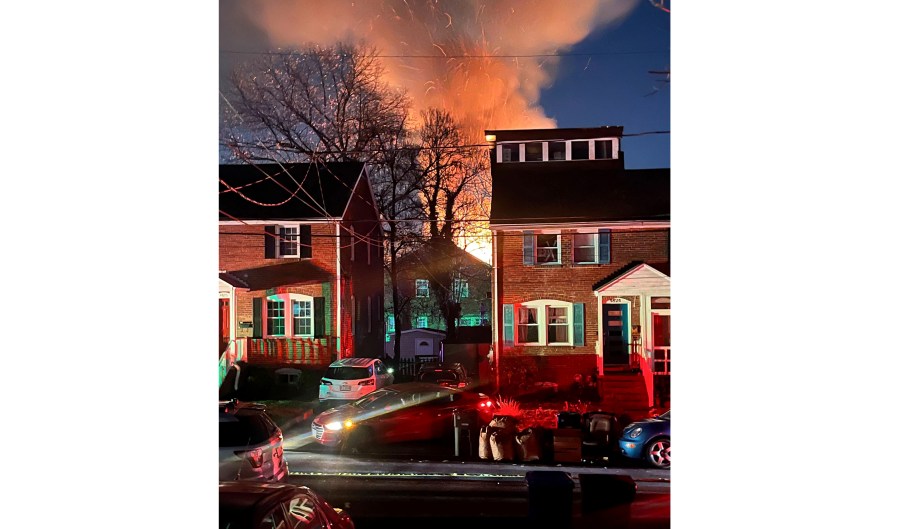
[321,282,332,336]
[313,297,325,338]
[573,303,585,346]
[598,229,611,264]
[299,225,312,258]
[264,226,277,258]
[523,231,534,265]
[252,297,263,338]
[503,304,514,346]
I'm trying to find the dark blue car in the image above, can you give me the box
[619,410,670,468]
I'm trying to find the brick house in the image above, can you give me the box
[387,241,492,335]
[218,162,384,378]
[487,127,670,414]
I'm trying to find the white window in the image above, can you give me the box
[573,233,598,264]
[416,279,430,298]
[387,315,395,333]
[292,299,312,336]
[453,278,469,298]
[417,316,428,328]
[265,293,314,338]
[524,142,543,162]
[279,226,299,257]
[536,234,560,264]
[594,139,613,159]
[500,143,522,162]
[515,300,574,346]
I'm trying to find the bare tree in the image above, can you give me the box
[415,109,490,341]
[221,43,409,164]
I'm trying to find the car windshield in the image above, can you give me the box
[219,412,278,447]
[351,389,405,410]
[324,366,370,380]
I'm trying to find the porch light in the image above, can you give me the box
[485,134,496,143]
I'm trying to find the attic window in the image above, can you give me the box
[571,141,590,160]
[595,140,613,159]
[524,142,543,162]
[549,142,566,160]
[501,143,521,162]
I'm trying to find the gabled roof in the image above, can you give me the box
[490,164,669,225]
[592,261,670,292]
[222,261,332,291]
[219,162,365,221]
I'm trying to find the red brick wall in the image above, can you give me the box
[495,228,669,386]
[218,223,337,275]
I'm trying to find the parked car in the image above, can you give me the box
[311,382,495,451]
[220,361,307,401]
[618,410,671,468]
[319,357,394,402]
[219,481,354,529]
[219,400,288,482]
[416,362,474,389]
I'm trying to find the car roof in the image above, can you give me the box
[219,482,316,519]
[328,357,379,368]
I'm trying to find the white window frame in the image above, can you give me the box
[514,299,574,346]
[497,138,620,162]
[415,279,430,298]
[453,278,469,298]
[535,233,561,265]
[264,293,314,338]
[573,232,599,264]
[275,224,301,259]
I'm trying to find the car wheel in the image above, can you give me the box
[645,437,670,468]
[343,427,373,455]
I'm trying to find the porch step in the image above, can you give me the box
[598,373,649,418]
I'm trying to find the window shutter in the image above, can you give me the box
[264,226,277,258]
[252,297,263,338]
[313,296,325,338]
[523,231,534,265]
[503,304,514,346]
[299,225,312,258]
[573,303,585,346]
[598,229,611,264]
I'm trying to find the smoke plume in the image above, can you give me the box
[222,0,639,134]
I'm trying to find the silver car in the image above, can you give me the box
[219,400,288,482]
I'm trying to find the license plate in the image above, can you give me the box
[340,384,351,392]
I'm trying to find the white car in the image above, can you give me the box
[219,400,288,482]
[319,357,394,401]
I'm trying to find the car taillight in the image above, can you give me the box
[235,448,264,468]
[479,400,493,408]
[321,380,332,385]
[458,383,466,388]
[359,379,374,386]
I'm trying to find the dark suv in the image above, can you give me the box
[416,362,473,389]
[219,400,288,482]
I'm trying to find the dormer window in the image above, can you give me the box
[501,143,521,162]
[524,142,543,162]
[496,137,619,162]
[595,139,613,160]
[571,140,590,160]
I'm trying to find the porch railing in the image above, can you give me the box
[242,336,337,367]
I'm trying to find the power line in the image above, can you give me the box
[220,49,669,59]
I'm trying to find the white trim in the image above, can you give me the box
[492,220,670,231]
[219,219,332,225]
[514,299,574,347]
[534,232,562,265]
[597,296,633,366]
[263,293,315,339]
[335,223,341,346]
[594,263,670,294]
[573,232,599,264]
[494,136,621,163]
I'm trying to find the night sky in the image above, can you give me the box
[539,1,670,168]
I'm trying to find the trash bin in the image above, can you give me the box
[557,411,582,429]
[453,408,479,458]
[525,471,574,528]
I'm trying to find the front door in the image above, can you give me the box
[219,298,230,356]
[602,303,629,366]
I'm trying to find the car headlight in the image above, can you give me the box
[628,427,643,439]
[325,421,343,431]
